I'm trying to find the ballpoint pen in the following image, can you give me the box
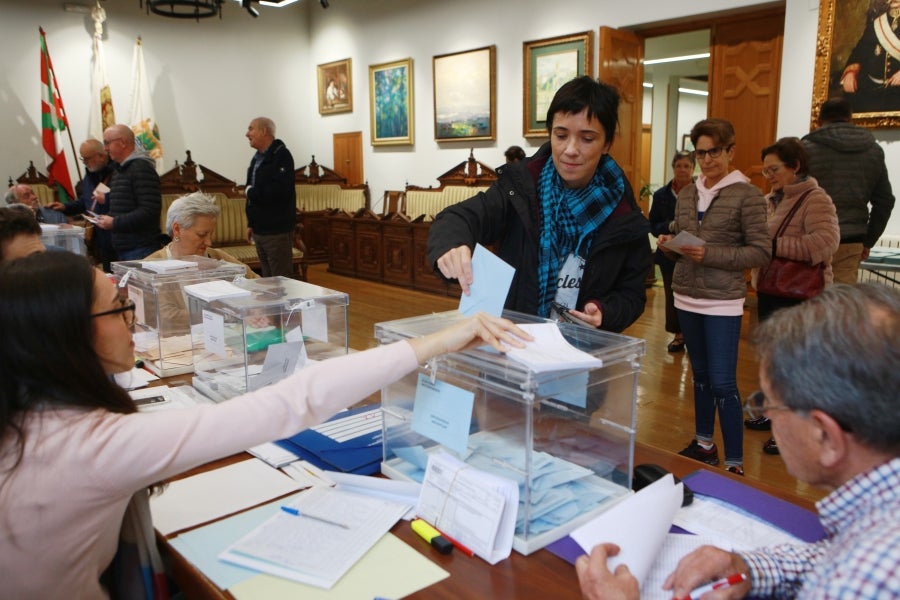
[280,505,350,529]
[675,573,747,600]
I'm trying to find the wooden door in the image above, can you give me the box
[333,131,363,186]
[710,14,783,191]
[599,27,644,214]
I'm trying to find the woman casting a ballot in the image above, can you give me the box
[0,251,531,598]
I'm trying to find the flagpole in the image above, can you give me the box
[40,27,83,183]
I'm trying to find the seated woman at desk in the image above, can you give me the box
[145,191,258,279]
[0,251,531,598]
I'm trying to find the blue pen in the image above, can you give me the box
[280,505,350,529]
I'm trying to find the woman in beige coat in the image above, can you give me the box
[745,137,840,452]
[757,137,840,320]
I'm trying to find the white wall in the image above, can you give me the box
[2,0,898,236]
[0,0,310,188]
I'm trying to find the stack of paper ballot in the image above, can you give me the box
[139,259,200,274]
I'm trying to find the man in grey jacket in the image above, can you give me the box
[802,98,895,284]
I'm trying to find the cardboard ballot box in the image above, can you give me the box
[186,276,349,402]
[375,310,645,555]
[112,256,247,377]
[40,223,87,256]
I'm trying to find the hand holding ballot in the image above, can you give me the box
[658,231,707,263]
[407,312,532,363]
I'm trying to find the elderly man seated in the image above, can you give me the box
[4,184,66,225]
[576,282,900,599]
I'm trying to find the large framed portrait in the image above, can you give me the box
[369,58,415,146]
[812,0,900,128]
[317,58,352,115]
[523,31,593,137]
[433,45,496,141]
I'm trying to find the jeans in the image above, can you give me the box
[677,308,744,464]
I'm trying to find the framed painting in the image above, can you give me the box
[317,58,352,115]
[523,31,593,137]
[812,0,900,128]
[433,45,496,141]
[369,58,415,146]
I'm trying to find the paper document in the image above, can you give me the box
[416,450,518,564]
[458,243,514,317]
[140,259,199,274]
[220,486,410,589]
[504,323,603,373]
[150,458,301,535]
[660,231,706,254]
[570,474,683,586]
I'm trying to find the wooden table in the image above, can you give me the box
[158,443,815,600]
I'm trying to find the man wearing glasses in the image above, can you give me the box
[93,124,162,261]
[49,139,117,270]
[577,283,900,599]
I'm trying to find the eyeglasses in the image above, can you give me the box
[80,154,98,163]
[762,163,785,177]
[91,298,137,329]
[102,138,122,147]
[744,390,853,432]
[693,145,731,160]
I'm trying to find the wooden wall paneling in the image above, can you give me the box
[299,210,334,264]
[381,213,414,287]
[411,221,449,295]
[327,211,356,277]
[353,209,383,282]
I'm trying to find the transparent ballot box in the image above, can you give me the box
[40,223,87,256]
[375,310,645,555]
[111,256,247,377]
[186,276,349,402]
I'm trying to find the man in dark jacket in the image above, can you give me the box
[802,98,895,284]
[428,77,649,333]
[243,117,296,278]
[95,124,162,261]
[49,139,117,270]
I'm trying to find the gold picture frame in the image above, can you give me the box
[317,58,352,115]
[812,0,900,128]
[433,45,496,141]
[523,31,593,138]
[369,58,415,146]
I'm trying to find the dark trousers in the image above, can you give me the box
[756,292,803,323]
[254,231,294,278]
[659,262,681,335]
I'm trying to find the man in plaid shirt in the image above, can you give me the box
[577,283,900,600]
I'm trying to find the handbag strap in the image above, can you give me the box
[772,188,814,238]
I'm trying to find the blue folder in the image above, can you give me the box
[546,468,827,565]
[276,404,383,475]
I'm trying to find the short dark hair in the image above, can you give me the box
[671,150,695,168]
[0,206,42,261]
[760,137,809,177]
[504,145,526,162]
[0,252,136,473]
[546,76,620,145]
[755,283,900,454]
[818,97,853,124]
[690,118,735,148]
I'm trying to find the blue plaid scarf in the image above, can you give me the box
[537,154,625,316]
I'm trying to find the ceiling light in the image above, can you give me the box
[678,87,709,96]
[140,0,224,20]
[644,52,710,66]
[259,0,300,5]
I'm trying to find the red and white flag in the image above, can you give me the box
[39,27,76,203]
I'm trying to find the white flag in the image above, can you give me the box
[128,37,163,172]
[88,31,115,141]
